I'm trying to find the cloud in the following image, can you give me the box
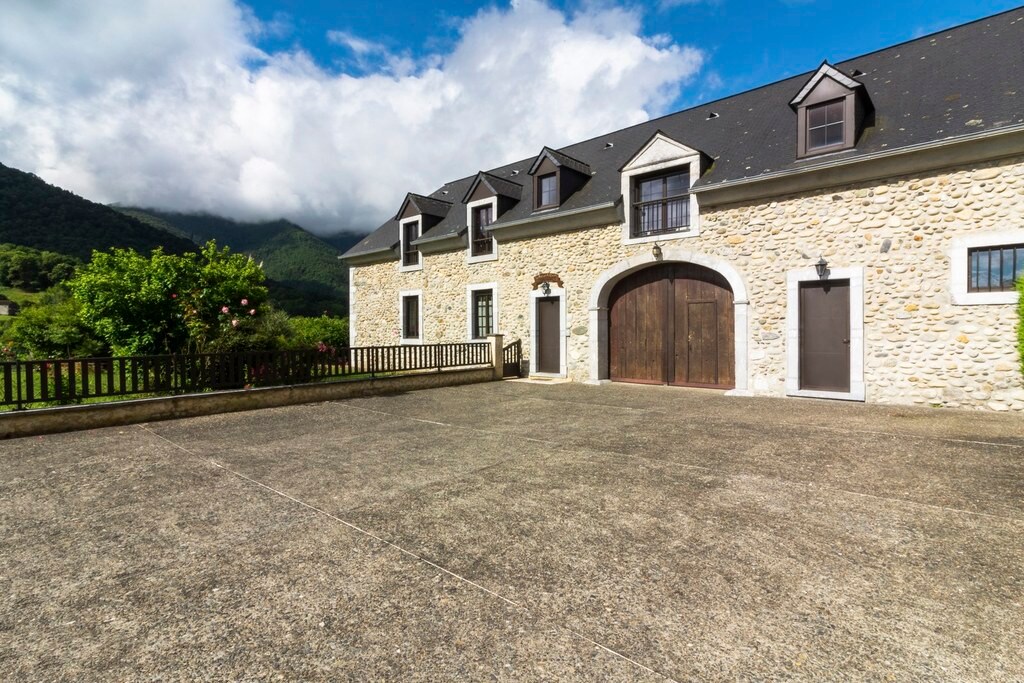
[0,0,705,233]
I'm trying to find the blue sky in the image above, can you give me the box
[244,0,1023,111]
[1,1,1021,233]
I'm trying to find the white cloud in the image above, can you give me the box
[0,0,706,233]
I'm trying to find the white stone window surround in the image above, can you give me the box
[586,248,750,395]
[348,266,357,347]
[398,216,423,273]
[399,289,423,345]
[465,197,499,264]
[530,283,567,378]
[620,133,702,246]
[466,282,499,341]
[950,230,1024,306]
[785,266,865,402]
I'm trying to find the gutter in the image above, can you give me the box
[487,201,622,241]
[339,245,396,266]
[693,123,1024,206]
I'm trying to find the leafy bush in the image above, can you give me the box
[288,315,349,350]
[205,308,294,353]
[6,289,104,358]
[69,241,268,355]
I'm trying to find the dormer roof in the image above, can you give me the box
[461,171,523,204]
[789,62,864,107]
[396,193,452,221]
[527,147,592,177]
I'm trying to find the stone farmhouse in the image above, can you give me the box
[342,9,1024,411]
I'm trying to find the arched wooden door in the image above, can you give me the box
[608,263,734,388]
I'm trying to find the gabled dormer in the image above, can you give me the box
[527,147,591,211]
[396,193,451,272]
[462,172,522,262]
[790,62,872,159]
[619,131,709,245]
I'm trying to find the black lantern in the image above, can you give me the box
[652,242,663,260]
[540,282,552,296]
[815,257,828,279]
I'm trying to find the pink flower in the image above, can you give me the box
[170,293,178,299]
[231,319,239,327]
[221,306,230,314]
[248,309,256,315]
[241,298,248,306]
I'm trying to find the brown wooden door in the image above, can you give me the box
[535,296,561,374]
[799,280,850,392]
[609,263,734,388]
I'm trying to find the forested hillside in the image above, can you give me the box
[120,209,350,316]
[0,163,196,259]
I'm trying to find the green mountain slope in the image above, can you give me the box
[0,162,196,259]
[122,209,349,317]
[320,230,364,254]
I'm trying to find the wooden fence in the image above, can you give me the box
[0,343,492,410]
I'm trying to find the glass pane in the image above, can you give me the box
[403,296,419,338]
[990,249,1002,289]
[540,175,557,205]
[1002,248,1016,289]
[1016,248,1024,284]
[665,173,688,198]
[641,204,661,233]
[826,100,845,124]
[639,178,662,202]
[808,104,827,128]
[809,126,828,149]
[474,291,493,338]
[825,122,844,147]
[666,198,688,229]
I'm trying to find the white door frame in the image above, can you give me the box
[785,266,865,401]
[530,285,566,377]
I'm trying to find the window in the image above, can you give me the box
[471,205,493,257]
[807,100,845,151]
[471,289,494,339]
[402,221,420,267]
[401,294,420,340]
[968,243,1024,292]
[631,171,690,238]
[537,173,557,209]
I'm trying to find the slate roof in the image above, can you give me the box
[462,172,523,204]
[344,8,1024,261]
[528,147,593,176]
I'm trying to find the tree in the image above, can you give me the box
[289,315,349,350]
[6,289,103,358]
[68,241,269,356]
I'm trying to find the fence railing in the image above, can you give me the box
[503,339,523,378]
[0,342,492,410]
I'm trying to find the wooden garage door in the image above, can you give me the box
[609,263,734,388]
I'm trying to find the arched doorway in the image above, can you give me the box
[608,262,735,388]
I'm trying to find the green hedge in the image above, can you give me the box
[1018,276,1024,376]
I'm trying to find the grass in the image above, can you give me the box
[0,288,45,307]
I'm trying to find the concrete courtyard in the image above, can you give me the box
[1,381,1021,681]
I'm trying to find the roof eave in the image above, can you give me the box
[341,246,396,266]
[693,124,1024,207]
[487,201,622,241]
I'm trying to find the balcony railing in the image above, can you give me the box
[631,196,690,238]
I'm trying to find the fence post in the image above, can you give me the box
[487,334,503,381]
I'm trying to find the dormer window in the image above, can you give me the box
[632,171,690,238]
[401,220,420,268]
[527,147,591,212]
[537,173,558,209]
[807,99,845,151]
[470,205,494,257]
[790,62,871,159]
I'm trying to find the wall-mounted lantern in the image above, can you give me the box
[540,282,552,296]
[815,257,829,279]
[652,242,663,260]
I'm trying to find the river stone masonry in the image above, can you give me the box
[351,155,1024,411]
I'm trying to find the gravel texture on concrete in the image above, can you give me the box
[0,382,1021,681]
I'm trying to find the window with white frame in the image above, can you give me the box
[470,205,494,257]
[466,283,497,340]
[950,231,1024,305]
[401,220,421,269]
[631,170,690,238]
[401,292,421,341]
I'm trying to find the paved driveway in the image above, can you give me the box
[1,382,1022,681]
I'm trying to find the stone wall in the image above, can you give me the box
[351,155,1024,411]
